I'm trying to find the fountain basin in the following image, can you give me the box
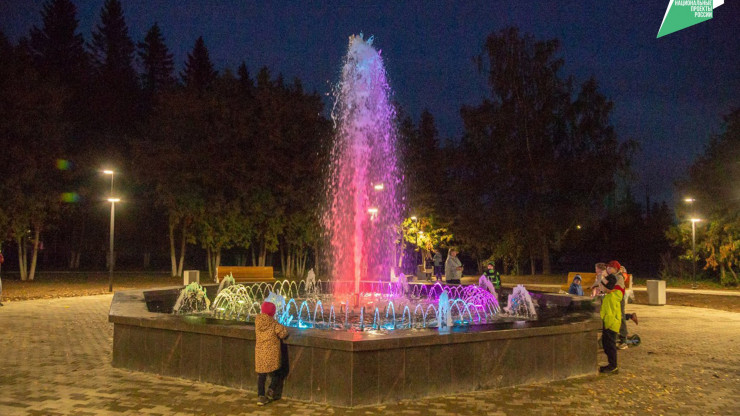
[110,287,600,407]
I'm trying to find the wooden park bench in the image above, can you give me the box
[561,271,633,301]
[215,266,275,283]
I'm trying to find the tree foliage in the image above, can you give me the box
[455,27,636,274]
[672,109,740,285]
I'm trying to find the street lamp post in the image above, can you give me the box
[684,198,701,290]
[108,198,120,292]
[104,169,116,293]
[690,218,701,290]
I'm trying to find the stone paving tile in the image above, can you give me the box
[1,295,739,415]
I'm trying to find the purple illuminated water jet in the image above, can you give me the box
[324,34,403,296]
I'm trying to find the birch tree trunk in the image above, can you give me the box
[529,251,536,276]
[28,226,41,281]
[215,250,221,280]
[206,248,213,281]
[279,244,286,277]
[177,226,186,277]
[17,235,27,281]
[258,241,267,267]
[169,220,177,277]
[541,238,551,275]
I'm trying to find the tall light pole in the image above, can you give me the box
[690,218,702,290]
[684,197,701,290]
[104,169,116,292]
[108,198,120,292]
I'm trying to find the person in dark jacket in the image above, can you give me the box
[432,249,443,282]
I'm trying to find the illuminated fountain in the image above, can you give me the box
[203,278,506,330]
[324,33,402,298]
[109,34,600,407]
[169,34,532,331]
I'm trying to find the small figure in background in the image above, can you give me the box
[568,274,584,296]
[432,249,443,282]
[255,301,289,406]
[484,262,501,291]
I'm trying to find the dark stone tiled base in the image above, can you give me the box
[110,289,600,407]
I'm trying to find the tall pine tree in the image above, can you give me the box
[89,0,139,131]
[181,36,217,93]
[138,23,175,98]
[29,0,89,86]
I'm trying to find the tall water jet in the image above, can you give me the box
[325,34,402,297]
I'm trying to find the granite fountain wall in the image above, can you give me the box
[109,288,599,407]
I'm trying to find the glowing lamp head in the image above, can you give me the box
[690,218,702,223]
[576,225,582,230]
[684,198,695,203]
[368,207,378,214]
[373,183,384,191]
[410,216,418,221]
[103,170,114,175]
[108,198,120,203]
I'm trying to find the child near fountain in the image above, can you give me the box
[599,274,622,374]
[484,262,501,291]
[255,301,289,405]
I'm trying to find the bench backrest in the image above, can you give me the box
[562,272,597,292]
[216,266,274,282]
[562,271,632,292]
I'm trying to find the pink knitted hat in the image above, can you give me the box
[261,302,276,317]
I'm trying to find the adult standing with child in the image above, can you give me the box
[606,260,636,349]
[599,273,621,374]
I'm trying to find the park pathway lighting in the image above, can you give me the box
[108,198,120,292]
[684,198,701,290]
[103,169,115,196]
[690,218,702,290]
[104,169,117,293]
[373,183,384,191]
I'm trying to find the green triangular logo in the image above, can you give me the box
[657,0,714,38]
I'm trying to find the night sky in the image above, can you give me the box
[2,1,738,204]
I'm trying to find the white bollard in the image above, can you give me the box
[184,270,200,286]
[646,279,666,305]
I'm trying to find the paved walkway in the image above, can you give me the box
[0,295,738,415]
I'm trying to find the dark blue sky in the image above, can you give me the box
[2,0,738,204]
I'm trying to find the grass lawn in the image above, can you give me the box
[1,272,184,302]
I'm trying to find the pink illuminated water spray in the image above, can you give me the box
[324,34,403,297]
